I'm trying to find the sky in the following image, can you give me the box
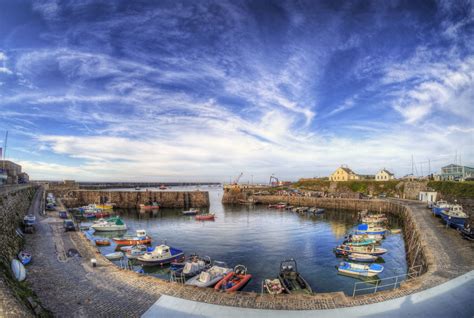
[0,0,473,182]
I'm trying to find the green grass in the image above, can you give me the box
[428,181,474,199]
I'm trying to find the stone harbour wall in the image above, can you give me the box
[0,186,37,317]
[58,190,210,209]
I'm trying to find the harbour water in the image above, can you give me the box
[87,186,407,295]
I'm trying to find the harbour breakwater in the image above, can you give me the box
[253,195,429,276]
[0,186,44,317]
[58,190,210,209]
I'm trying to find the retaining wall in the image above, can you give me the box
[58,190,210,209]
[0,186,37,317]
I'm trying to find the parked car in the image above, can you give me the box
[64,219,76,232]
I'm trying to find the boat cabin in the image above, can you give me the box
[136,230,147,238]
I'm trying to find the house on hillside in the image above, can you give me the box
[329,165,360,182]
[375,169,395,181]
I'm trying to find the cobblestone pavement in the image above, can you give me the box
[23,198,474,317]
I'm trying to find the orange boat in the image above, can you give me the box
[195,214,215,221]
[215,265,252,292]
[113,230,152,246]
[95,239,111,246]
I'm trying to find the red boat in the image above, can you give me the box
[215,265,252,292]
[195,214,215,221]
[139,203,160,210]
[113,230,152,246]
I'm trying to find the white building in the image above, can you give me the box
[375,169,395,181]
[419,191,437,204]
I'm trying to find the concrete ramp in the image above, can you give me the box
[142,271,474,318]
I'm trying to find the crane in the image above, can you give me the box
[232,172,243,185]
[269,174,279,187]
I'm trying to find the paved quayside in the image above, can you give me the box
[143,270,474,318]
[23,191,474,317]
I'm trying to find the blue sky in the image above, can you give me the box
[0,0,473,182]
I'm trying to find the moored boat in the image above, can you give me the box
[355,224,387,235]
[343,237,377,246]
[278,259,312,294]
[124,245,149,259]
[185,261,231,287]
[337,261,384,277]
[432,200,450,216]
[334,244,387,256]
[105,252,124,260]
[96,203,115,210]
[440,205,468,229]
[263,278,285,295]
[182,208,200,215]
[195,213,215,221]
[91,217,127,232]
[137,244,184,266]
[214,265,252,292]
[95,239,111,246]
[459,225,474,241]
[347,253,379,262]
[113,230,152,246]
[171,255,211,279]
[18,251,32,265]
[348,233,384,242]
[139,202,160,210]
[11,259,26,281]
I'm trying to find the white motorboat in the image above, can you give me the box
[185,261,231,287]
[91,217,127,232]
[137,244,184,266]
[105,252,124,260]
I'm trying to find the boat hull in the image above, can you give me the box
[214,272,252,292]
[92,225,127,232]
[440,213,467,228]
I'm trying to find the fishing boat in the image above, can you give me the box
[195,213,215,221]
[348,233,384,242]
[361,215,388,224]
[159,184,167,190]
[11,259,26,282]
[95,239,111,246]
[214,265,252,292]
[334,244,387,256]
[355,224,387,235]
[432,200,450,216]
[91,217,127,232]
[440,205,468,229]
[459,225,474,241]
[343,237,377,246]
[182,208,200,215]
[172,256,211,279]
[314,208,325,214]
[185,261,231,287]
[337,262,384,277]
[18,251,32,265]
[278,259,312,294]
[139,202,160,210]
[105,252,124,260]
[137,244,184,266]
[113,230,152,246]
[96,203,115,210]
[347,253,379,262]
[124,245,149,259]
[263,278,285,295]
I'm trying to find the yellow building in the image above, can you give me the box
[329,166,360,181]
[375,169,395,181]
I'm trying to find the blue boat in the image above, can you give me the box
[355,224,387,236]
[18,251,32,265]
[347,253,378,263]
[137,244,184,266]
[432,200,450,217]
[337,262,384,277]
[440,205,468,229]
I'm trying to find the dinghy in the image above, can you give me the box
[355,224,387,235]
[182,209,200,215]
[195,214,215,221]
[214,265,252,292]
[185,261,231,287]
[18,251,32,265]
[171,255,211,278]
[91,217,127,232]
[278,259,312,294]
[113,230,152,246]
[347,253,378,262]
[263,278,285,295]
[343,238,377,246]
[124,245,149,259]
[335,244,387,256]
[348,233,384,242]
[95,239,111,246]
[11,259,26,281]
[105,252,124,260]
[137,244,184,266]
[337,261,384,277]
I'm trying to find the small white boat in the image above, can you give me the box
[137,244,184,266]
[264,278,285,295]
[91,217,127,232]
[337,262,384,277]
[11,259,26,281]
[105,252,124,260]
[185,261,231,287]
[125,245,149,259]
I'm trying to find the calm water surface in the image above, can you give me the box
[87,186,407,295]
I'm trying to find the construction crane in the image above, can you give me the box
[232,172,243,185]
[269,174,279,187]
